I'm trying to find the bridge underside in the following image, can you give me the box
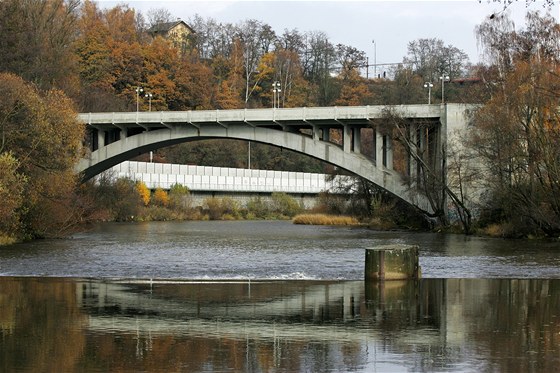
[77,106,452,213]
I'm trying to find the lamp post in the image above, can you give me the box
[145,92,153,111]
[248,142,251,169]
[135,87,143,112]
[272,81,281,108]
[440,75,450,104]
[372,39,376,79]
[423,82,433,104]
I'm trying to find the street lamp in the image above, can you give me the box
[440,75,450,104]
[272,81,281,108]
[423,82,433,104]
[135,86,143,112]
[145,92,153,111]
[372,39,376,79]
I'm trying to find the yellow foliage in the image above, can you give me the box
[136,182,150,206]
[152,188,169,207]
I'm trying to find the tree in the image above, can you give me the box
[136,181,151,206]
[169,184,191,211]
[335,69,370,106]
[0,153,26,243]
[0,0,81,93]
[255,49,309,107]
[236,19,277,105]
[152,188,169,207]
[0,73,85,239]
[469,60,560,235]
[468,11,560,236]
[302,31,338,105]
[146,7,173,28]
[404,38,469,81]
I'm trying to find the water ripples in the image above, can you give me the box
[1,220,559,280]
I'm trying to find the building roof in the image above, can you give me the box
[147,20,195,35]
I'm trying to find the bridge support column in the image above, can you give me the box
[323,128,330,142]
[312,125,321,141]
[384,135,393,170]
[375,128,383,168]
[376,129,393,170]
[353,128,361,154]
[343,125,352,153]
[97,129,105,149]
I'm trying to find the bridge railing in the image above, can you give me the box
[79,105,445,126]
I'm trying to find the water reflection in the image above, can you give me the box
[1,277,559,372]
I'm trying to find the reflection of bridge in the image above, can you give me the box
[78,279,450,347]
[77,104,472,212]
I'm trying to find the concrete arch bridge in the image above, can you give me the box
[77,104,472,214]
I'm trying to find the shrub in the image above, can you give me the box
[315,192,348,215]
[113,178,142,221]
[136,181,150,206]
[204,197,241,220]
[169,183,191,211]
[152,188,169,207]
[246,196,270,218]
[271,192,302,217]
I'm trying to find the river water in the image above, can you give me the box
[1,221,560,372]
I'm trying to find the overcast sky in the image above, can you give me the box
[99,0,559,66]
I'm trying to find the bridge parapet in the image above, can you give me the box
[79,105,444,129]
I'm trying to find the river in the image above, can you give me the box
[1,220,559,372]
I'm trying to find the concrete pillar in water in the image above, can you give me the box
[365,244,420,281]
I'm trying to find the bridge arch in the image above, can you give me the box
[77,125,430,212]
[77,104,478,213]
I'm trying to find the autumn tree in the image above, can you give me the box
[335,69,370,106]
[136,181,151,206]
[255,49,309,108]
[0,0,81,93]
[0,73,85,240]
[152,188,169,207]
[0,153,26,243]
[237,19,277,106]
[212,39,245,109]
[469,11,560,236]
[74,1,145,111]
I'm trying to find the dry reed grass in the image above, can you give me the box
[292,214,359,226]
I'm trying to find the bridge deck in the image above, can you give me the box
[80,105,443,131]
